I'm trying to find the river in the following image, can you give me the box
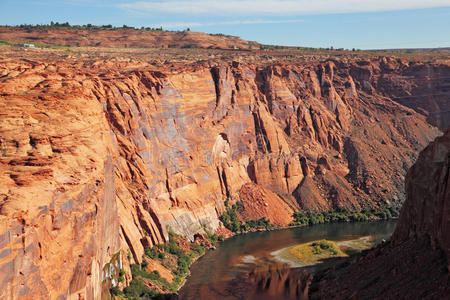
[179,220,397,299]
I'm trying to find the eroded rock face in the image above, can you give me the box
[375,58,450,130]
[393,129,450,268]
[313,130,450,299]
[0,56,446,298]
[0,94,120,299]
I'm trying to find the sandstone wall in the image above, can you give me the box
[0,57,446,298]
[0,87,120,299]
[392,129,450,268]
[313,130,450,299]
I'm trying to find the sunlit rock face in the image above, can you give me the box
[0,56,446,298]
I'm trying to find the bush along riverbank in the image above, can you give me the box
[220,200,275,232]
[220,200,401,233]
[289,206,400,227]
[110,230,222,299]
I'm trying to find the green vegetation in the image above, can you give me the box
[220,198,398,234]
[311,240,338,255]
[119,200,398,298]
[122,271,158,299]
[220,200,275,232]
[244,217,274,230]
[2,22,165,32]
[290,206,400,227]
[103,252,126,298]
[220,200,242,232]
[0,38,75,50]
[220,200,398,233]
[0,40,13,46]
[0,142,7,157]
[118,269,125,283]
[278,239,346,266]
[122,229,219,298]
[206,232,224,244]
[209,33,238,38]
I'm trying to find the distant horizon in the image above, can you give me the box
[2,23,450,51]
[1,1,449,50]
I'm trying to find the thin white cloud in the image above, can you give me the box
[119,0,450,16]
[155,19,304,29]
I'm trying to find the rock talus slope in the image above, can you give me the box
[0,56,447,298]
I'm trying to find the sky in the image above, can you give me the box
[1,0,450,49]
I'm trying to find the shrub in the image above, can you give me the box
[290,206,398,227]
[190,244,205,256]
[141,258,148,269]
[118,269,125,282]
[110,285,122,296]
[311,240,337,255]
[145,246,158,259]
[220,201,244,232]
[123,277,158,299]
[148,270,161,281]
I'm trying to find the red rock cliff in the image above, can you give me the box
[392,129,450,267]
[314,130,450,299]
[0,56,446,298]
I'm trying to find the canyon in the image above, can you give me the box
[0,42,449,299]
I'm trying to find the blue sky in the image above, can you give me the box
[1,0,449,49]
